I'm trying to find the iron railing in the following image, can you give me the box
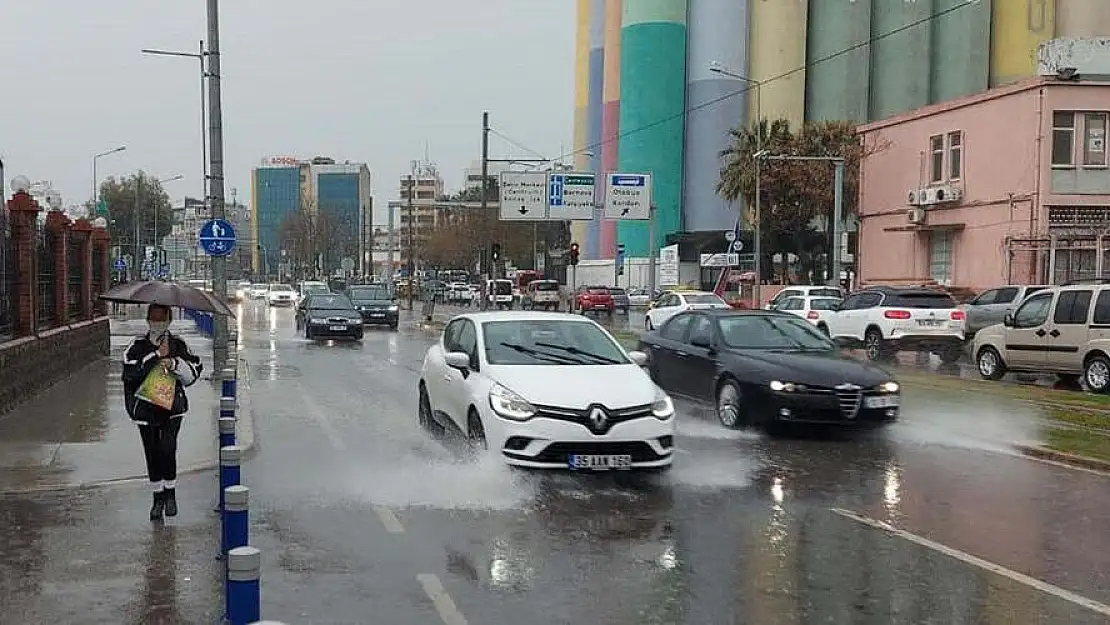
[92,244,106,316]
[0,210,13,340]
[36,224,55,330]
[67,237,83,321]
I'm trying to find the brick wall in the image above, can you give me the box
[0,316,110,415]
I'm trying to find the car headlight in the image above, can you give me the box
[388,305,399,311]
[488,383,536,421]
[879,381,899,393]
[651,387,674,420]
[769,380,806,392]
[309,317,327,324]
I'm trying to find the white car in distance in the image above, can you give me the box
[418,311,676,470]
[645,291,730,331]
[774,295,843,333]
[248,284,269,299]
[267,283,297,306]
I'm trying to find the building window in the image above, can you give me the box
[1083,112,1107,167]
[929,135,944,183]
[947,132,962,180]
[1052,112,1075,166]
[929,230,952,285]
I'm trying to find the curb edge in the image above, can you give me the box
[1014,443,1110,473]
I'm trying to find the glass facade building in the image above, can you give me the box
[316,172,360,271]
[251,166,301,277]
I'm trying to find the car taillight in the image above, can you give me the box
[806,310,819,320]
[950,310,965,320]
[884,310,911,319]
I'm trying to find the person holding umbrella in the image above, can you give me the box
[122,304,203,520]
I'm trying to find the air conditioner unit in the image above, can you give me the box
[907,189,923,205]
[918,187,939,205]
[907,207,926,224]
[933,184,963,203]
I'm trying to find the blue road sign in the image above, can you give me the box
[113,258,127,271]
[549,174,565,207]
[199,218,237,257]
[610,174,646,187]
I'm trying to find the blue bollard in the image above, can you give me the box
[227,546,261,625]
[248,622,287,624]
[222,375,237,400]
[219,416,236,448]
[220,395,236,419]
[222,485,249,554]
[219,445,242,511]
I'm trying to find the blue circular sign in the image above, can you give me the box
[113,257,128,270]
[199,218,237,257]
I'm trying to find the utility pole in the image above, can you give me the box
[134,175,142,280]
[406,164,415,310]
[206,0,229,367]
[480,111,490,310]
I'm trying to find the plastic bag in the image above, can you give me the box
[136,361,176,411]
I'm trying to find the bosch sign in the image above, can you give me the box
[261,156,299,166]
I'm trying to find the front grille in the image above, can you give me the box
[532,403,653,434]
[521,441,664,463]
[836,389,862,419]
[327,317,350,324]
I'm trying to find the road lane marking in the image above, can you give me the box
[831,508,1110,616]
[374,505,405,533]
[298,389,347,451]
[417,573,469,625]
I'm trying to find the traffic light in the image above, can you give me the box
[569,242,580,266]
[491,243,501,262]
[616,244,625,276]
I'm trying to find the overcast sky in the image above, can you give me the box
[1,0,574,222]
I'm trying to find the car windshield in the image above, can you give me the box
[494,282,512,295]
[685,293,726,305]
[349,287,391,300]
[308,295,355,311]
[304,286,329,294]
[533,281,558,291]
[717,314,836,350]
[271,284,293,291]
[482,320,629,366]
[810,298,841,310]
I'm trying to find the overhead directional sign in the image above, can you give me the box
[548,173,596,220]
[498,171,548,220]
[603,173,652,220]
[198,218,237,256]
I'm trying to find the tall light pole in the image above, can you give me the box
[92,146,126,218]
[710,62,763,305]
[140,42,208,216]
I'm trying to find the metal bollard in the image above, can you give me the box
[220,395,237,419]
[219,416,236,448]
[219,445,242,511]
[222,372,237,399]
[222,485,249,554]
[226,546,261,625]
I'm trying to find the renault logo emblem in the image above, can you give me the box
[589,407,608,430]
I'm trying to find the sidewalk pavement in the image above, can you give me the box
[0,317,253,492]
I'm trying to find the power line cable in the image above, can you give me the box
[487,128,549,159]
[553,0,983,164]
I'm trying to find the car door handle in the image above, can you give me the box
[1049,329,1060,337]
[443,374,453,382]
[1035,329,1047,337]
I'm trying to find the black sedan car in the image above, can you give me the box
[296,293,363,341]
[346,284,399,329]
[637,309,900,430]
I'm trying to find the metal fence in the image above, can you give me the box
[92,243,106,316]
[0,210,13,340]
[67,236,82,321]
[36,224,55,330]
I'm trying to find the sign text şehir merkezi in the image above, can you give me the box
[502,180,546,201]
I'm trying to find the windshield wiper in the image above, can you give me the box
[498,342,584,365]
[532,341,621,364]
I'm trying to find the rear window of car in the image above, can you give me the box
[609,288,626,295]
[587,288,609,294]
[685,293,726,305]
[532,281,558,291]
[494,282,513,294]
[809,288,842,298]
[886,292,956,308]
[810,298,841,310]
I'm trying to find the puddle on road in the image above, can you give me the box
[344,454,530,511]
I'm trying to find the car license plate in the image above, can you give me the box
[329,325,346,331]
[916,319,941,326]
[864,395,900,409]
[370,312,384,317]
[568,454,632,470]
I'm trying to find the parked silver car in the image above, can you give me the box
[961,284,1049,338]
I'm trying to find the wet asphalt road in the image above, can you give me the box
[233,302,1110,624]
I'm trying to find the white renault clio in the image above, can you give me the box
[418,311,675,470]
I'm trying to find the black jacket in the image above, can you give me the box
[122,333,202,425]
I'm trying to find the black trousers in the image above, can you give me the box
[138,418,183,483]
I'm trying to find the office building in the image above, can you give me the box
[302,157,372,276]
[572,0,1110,259]
[251,158,304,278]
[395,161,445,274]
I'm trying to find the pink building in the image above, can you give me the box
[856,76,1110,290]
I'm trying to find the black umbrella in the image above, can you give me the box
[99,280,237,317]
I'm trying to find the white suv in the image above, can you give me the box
[825,286,966,362]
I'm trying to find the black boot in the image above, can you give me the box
[149,491,165,521]
[163,488,178,517]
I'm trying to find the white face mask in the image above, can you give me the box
[148,321,170,338]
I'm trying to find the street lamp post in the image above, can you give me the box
[92,146,126,218]
[709,62,763,305]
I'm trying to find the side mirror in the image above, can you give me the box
[444,351,471,370]
[690,335,713,349]
[1003,313,1014,327]
[628,350,649,366]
